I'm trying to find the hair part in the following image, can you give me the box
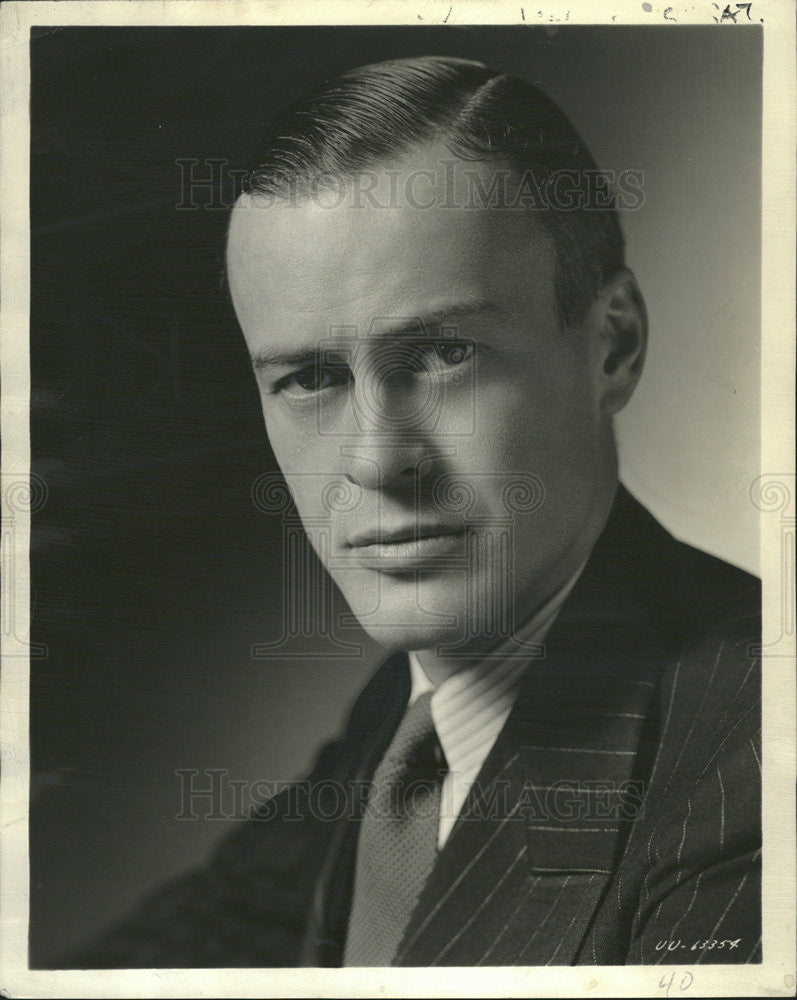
[241,55,625,329]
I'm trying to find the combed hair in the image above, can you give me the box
[242,56,625,328]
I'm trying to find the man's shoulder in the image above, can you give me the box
[573,484,761,768]
[655,526,759,623]
[652,591,760,762]
[621,485,760,700]
[607,483,760,629]
[619,490,761,819]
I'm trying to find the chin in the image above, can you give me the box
[337,569,505,655]
[358,621,465,654]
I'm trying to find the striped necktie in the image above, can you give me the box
[343,691,445,966]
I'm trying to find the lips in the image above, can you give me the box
[348,523,462,547]
[346,524,466,570]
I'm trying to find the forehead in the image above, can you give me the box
[226,148,556,341]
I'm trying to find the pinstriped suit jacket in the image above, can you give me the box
[69,486,761,968]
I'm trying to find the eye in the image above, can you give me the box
[276,362,350,397]
[436,340,474,366]
[412,339,474,373]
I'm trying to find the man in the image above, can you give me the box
[73,55,760,967]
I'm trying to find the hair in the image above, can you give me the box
[240,55,625,328]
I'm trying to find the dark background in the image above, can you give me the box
[29,25,761,965]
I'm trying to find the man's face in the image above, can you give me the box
[227,147,617,654]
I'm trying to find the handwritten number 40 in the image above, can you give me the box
[658,971,694,996]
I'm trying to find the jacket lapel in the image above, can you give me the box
[392,631,664,966]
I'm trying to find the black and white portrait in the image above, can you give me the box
[1,4,793,998]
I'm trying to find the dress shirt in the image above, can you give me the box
[407,566,585,848]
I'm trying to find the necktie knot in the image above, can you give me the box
[378,691,441,775]
[365,691,444,821]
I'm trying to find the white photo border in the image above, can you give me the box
[1,2,794,997]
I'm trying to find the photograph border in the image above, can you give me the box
[1,1,794,997]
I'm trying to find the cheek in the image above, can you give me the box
[263,404,325,472]
[258,416,325,523]
[464,371,601,495]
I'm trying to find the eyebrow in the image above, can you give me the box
[249,299,507,372]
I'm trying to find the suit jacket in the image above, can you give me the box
[67,485,761,967]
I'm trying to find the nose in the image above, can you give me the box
[339,362,443,492]
[342,437,430,492]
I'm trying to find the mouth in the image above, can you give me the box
[346,525,466,570]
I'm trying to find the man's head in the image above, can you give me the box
[226,56,647,661]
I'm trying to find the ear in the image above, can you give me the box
[593,268,648,416]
